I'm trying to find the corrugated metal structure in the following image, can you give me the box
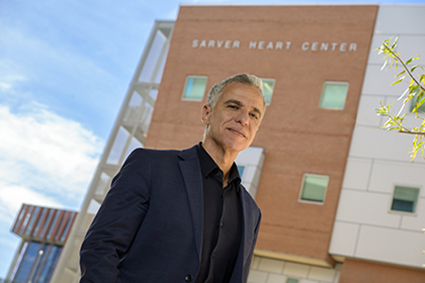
[5,204,77,283]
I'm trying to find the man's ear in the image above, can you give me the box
[201,104,212,125]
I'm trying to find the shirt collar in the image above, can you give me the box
[196,142,241,190]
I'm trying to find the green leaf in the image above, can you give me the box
[398,88,409,101]
[391,78,404,86]
[396,70,406,77]
[406,58,413,65]
[416,96,425,110]
[381,59,388,70]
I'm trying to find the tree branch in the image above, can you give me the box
[383,43,425,93]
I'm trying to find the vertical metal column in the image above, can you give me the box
[49,21,174,283]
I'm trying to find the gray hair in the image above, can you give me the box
[207,73,266,111]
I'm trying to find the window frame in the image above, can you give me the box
[319,81,349,110]
[298,173,329,205]
[388,184,421,216]
[181,75,208,101]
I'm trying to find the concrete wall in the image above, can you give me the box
[248,256,342,283]
[329,4,425,270]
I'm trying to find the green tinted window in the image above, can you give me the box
[237,165,245,177]
[261,79,275,105]
[319,82,348,110]
[183,76,207,101]
[300,174,329,203]
[391,186,420,213]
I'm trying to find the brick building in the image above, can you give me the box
[51,4,425,283]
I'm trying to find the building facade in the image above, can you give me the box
[5,204,77,283]
[51,4,425,283]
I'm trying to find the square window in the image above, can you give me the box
[319,82,349,110]
[286,279,299,283]
[300,174,329,203]
[182,76,207,101]
[409,89,425,114]
[261,78,275,105]
[391,186,420,213]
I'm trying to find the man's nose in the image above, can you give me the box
[235,109,249,125]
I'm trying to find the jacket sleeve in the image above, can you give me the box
[79,149,151,283]
[243,210,261,282]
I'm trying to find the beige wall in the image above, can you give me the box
[145,5,378,266]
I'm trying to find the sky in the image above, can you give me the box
[1,0,425,278]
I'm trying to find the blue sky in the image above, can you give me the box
[1,0,424,278]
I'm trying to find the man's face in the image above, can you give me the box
[202,82,264,154]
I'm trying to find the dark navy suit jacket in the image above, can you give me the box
[80,145,261,283]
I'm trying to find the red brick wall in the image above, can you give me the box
[145,5,378,265]
[339,258,425,283]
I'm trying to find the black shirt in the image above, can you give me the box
[194,143,243,283]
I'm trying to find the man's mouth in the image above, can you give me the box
[228,128,246,138]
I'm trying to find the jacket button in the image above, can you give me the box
[185,274,193,282]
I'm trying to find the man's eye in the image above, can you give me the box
[250,113,258,119]
[228,105,239,109]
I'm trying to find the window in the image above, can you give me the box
[19,206,33,234]
[410,89,425,114]
[60,217,72,242]
[286,279,299,283]
[40,209,53,238]
[237,165,245,177]
[33,208,47,237]
[261,79,275,105]
[300,174,329,203]
[25,206,40,236]
[36,245,62,282]
[391,186,420,214]
[13,242,42,282]
[319,82,349,110]
[182,76,207,101]
[46,211,59,239]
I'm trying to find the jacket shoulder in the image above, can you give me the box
[128,144,197,160]
[240,184,261,215]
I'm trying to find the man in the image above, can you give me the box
[80,73,266,283]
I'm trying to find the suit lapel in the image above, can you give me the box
[178,146,204,261]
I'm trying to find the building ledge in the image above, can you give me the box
[254,249,336,268]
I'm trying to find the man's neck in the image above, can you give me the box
[200,142,238,184]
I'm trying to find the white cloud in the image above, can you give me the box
[0,61,27,92]
[0,103,103,219]
[0,186,63,223]
[0,101,103,277]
